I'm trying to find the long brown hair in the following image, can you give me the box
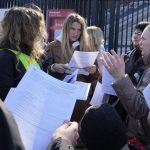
[0,7,47,60]
[61,13,89,62]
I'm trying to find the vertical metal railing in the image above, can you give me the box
[125,2,130,54]
[114,0,121,53]
[0,0,150,53]
[108,1,116,51]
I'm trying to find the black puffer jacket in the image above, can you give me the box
[0,49,26,100]
[0,42,32,101]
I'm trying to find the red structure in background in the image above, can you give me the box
[46,9,74,42]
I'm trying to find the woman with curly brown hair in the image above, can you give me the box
[0,7,47,101]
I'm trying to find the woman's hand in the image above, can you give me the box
[84,65,96,74]
[102,50,125,79]
[52,63,70,73]
[52,121,79,146]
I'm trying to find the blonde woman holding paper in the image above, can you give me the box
[43,13,97,80]
[43,13,100,122]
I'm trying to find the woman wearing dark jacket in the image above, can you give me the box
[0,7,47,101]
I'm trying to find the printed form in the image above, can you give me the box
[5,65,87,150]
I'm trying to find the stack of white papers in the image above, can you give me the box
[4,65,90,150]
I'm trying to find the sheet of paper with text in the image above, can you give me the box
[5,65,82,150]
[68,51,99,75]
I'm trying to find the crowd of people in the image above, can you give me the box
[0,3,150,150]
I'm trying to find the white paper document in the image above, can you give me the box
[63,69,91,100]
[90,81,104,106]
[74,81,91,100]
[143,83,150,109]
[4,65,82,150]
[5,88,15,101]
[102,65,116,96]
[67,51,99,75]
[63,69,78,83]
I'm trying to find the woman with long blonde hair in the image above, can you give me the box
[43,13,92,78]
[43,13,99,122]
[61,13,89,62]
[0,7,47,100]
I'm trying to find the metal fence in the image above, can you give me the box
[0,0,150,53]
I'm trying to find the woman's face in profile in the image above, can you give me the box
[140,28,150,57]
[69,22,81,42]
[132,29,142,48]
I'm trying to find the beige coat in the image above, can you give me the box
[112,56,150,144]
